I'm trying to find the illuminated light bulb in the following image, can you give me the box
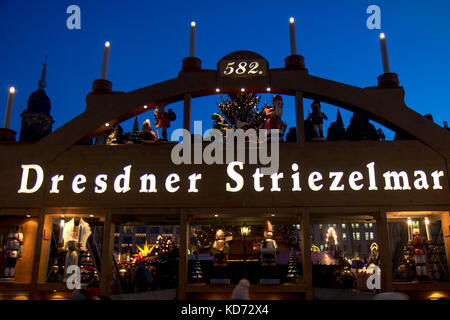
[89,214,94,217]
[407,218,412,225]
[143,105,148,109]
[105,122,110,127]
[215,88,220,92]
[266,87,271,92]
[425,217,430,225]
[240,88,245,92]
[26,214,31,218]
[105,41,110,47]
[61,214,65,218]
[289,17,295,24]
[9,87,15,94]
[191,21,196,27]
[380,33,385,40]
[214,214,219,217]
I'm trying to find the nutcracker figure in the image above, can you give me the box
[210,229,231,278]
[412,231,427,279]
[259,220,279,278]
[154,106,176,140]
[3,226,23,279]
[264,95,287,139]
[307,100,328,139]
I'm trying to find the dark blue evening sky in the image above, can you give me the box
[1,0,449,140]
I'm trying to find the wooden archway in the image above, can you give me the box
[27,51,450,164]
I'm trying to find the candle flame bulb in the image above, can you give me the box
[380,33,385,40]
[191,21,196,27]
[9,87,15,94]
[407,218,412,225]
[425,217,430,225]
[105,41,110,47]
[289,17,295,23]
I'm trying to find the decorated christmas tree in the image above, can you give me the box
[216,93,266,130]
[190,252,204,283]
[286,248,299,282]
[130,117,141,144]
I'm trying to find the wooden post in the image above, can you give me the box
[177,212,190,300]
[29,211,45,300]
[375,210,393,292]
[183,93,192,132]
[441,211,450,276]
[100,212,115,297]
[300,210,313,300]
[295,91,305,146]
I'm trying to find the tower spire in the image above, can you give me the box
[38,56,47,89]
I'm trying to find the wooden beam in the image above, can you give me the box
[300,210,313,300]
[295,91,305,146]
[375,209,394,292]
[177,212,190,300]
[183,93,192,132]
[100,212,115,297]
[29,211,45,300]
[440,211,450,277]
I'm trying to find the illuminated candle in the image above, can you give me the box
[407,218,412,242]
[3,87,15,129]
[289,17,297,55]
[59,219,65,243]
[100,41,110,80]
[425,217,431,242]
[189,21,196,57]
[379,33,390,73]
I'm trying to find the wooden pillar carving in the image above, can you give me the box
[178,212,190,300]
[300,210,313,300]
[100,212,115,297]
[295,91,305,146]
[375,210,393,292]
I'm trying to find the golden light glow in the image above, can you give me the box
[214,214,219,217]
[428,291,447,300]
[105,41,110,47]
[241,225,250,236]
[289,17,295,24]
[380,33,385,40]
[215,88,220,92]
[59,219,65,227]
[143,105,148,109]
[9,87,15,94]
[407,218,412,225]
[425,217,430,225]
[266,87,271,92]
[105,122,110,127]
[240,88,245,92]
[136,241,155,258]
[191,21,196,27]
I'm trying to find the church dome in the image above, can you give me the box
[26,88,51,115]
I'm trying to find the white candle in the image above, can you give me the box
[425,217,431,242]
[407,218,412,242]
[379,33,390,73]
[3,87,15,129]
[189,21,196,57]
[289,17,297,56]
[100,41,110,80]
[59,219,65,243]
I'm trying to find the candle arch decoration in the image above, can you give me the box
[17,27,450,164]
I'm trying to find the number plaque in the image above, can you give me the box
[219,59,267,78]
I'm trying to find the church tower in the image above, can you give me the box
[19,59,54,142]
